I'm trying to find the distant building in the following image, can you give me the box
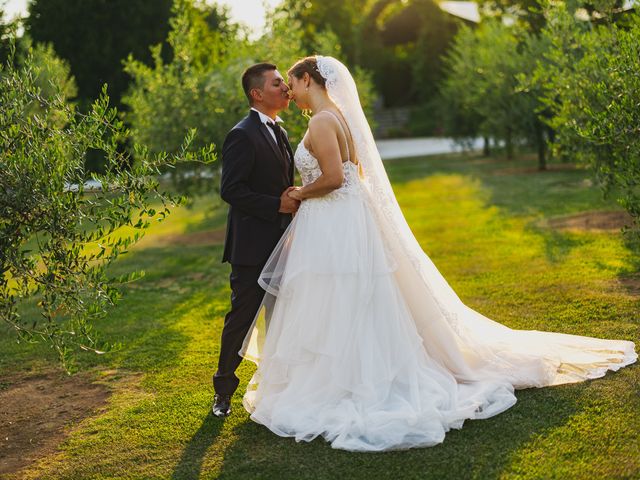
[437,0,637,25]
[439,2,480,23]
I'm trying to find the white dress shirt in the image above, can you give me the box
[251,107,283,145]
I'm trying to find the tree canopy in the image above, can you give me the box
[25,0,174,107]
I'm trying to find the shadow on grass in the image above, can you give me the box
[0,190,230,375]
[525,225,591,265]
[211,384,583,480]
[68,242,226,373]
[622,234,640,272]
[386,153,618,220]
[171,411,226,480]
[181,202,228,235]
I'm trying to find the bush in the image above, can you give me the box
[0,47,214,371]
[439,20,549,166]
[537,3,640,235]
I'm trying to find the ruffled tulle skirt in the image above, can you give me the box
[240,189,636,452]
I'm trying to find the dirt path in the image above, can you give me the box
[545,210,634,231]
[0,369,112,477]
[145,228,226,248]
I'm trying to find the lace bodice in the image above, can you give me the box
[294,141,361,200]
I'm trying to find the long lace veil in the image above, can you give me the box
[314,55,636,386]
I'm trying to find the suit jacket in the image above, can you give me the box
[220,109,295,266]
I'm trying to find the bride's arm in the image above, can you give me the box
[289,114,343,200]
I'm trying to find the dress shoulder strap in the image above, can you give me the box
[319,110,351,163]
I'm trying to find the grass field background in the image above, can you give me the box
[2,152,638,480]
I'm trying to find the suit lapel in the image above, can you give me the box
[247,110,279,160]
[250,109,293,184]
[258,123,286,163]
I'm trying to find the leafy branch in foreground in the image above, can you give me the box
[0,47,216,372]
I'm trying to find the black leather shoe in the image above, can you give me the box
[212,394,232,418]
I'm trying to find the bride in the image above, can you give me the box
[239,55,637,452]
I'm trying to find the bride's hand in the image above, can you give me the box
[287,187,304,201]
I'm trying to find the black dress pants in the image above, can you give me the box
[213,263,266,396]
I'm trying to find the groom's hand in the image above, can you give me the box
[279,187,300,213]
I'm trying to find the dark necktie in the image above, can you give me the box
[267,121,291,172]
[267,121,292,229]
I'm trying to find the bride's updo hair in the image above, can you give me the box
[288,56,326,88]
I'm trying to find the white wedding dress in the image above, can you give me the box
[239,57,637,452]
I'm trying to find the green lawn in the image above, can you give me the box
[3,152,639,480]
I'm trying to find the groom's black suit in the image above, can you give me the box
[214,109,295,396]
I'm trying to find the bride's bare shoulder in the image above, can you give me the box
[307,112,337,139]
[308,111,336,128]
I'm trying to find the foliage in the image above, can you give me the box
[279,0,459,117]
[0,47,215,372]
[123,0,377,189]
[478,0,547,31]
[357,0,459,112]
[277,0,368,66]
[122,0,237,196]
[437,26,485,142]
[22,40,78,106]
[25,0,175,107]
[1,20,78,106]
[394,0,459,107]
[439,20,547,163]
[536,2,640,235]
[123,0,246,149]
[442,0,639,230]
[477,0,630,31]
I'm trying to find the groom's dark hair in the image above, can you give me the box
[242,62,277,105]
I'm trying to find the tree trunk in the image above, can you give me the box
[506,127,514,160]
[483,136,490,156]
[536,120,547,171]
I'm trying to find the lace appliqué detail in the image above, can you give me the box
[294,142,360,205]
[316,55,338,89]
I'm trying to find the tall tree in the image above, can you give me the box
[279,0,459,111]
[277,0,368,65]
[537,3,640,234]
[25,0,174,106]
[440,20,547,163]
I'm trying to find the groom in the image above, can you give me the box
[212,63,299,417]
